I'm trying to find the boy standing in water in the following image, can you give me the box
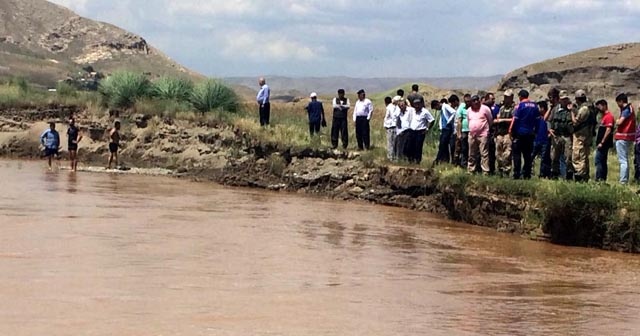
[67,118,83,172]
[107,121,121,169]
[40,122,60,170]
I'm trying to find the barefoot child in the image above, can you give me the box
[107,121,121,169]
[40,122,60,170]
[67,118,83,172]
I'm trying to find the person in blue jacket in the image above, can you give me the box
[40,121,60,170]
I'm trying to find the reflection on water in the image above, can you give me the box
[1,160,640,336]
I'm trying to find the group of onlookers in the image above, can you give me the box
[260,78,639,184]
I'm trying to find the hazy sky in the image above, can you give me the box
[48,0,640,78]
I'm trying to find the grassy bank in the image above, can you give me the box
[3,73,640,251]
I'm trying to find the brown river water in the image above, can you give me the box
[1,160,640,336]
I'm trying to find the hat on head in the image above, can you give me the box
[357,89,365,95]
[310,92,317,98]
[575,89,587,98]
[504,89,514,97]
[392,95,402,103]
[337,88,345,94]
[413,98,423,104]
[559,90,570,99]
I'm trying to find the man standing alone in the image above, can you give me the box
[353,89,373,150]
[509,90,540,180]
[256,77,271,126]
[331,89,350,150]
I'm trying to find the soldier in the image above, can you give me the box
[571,90,595,182]
[494,89,515,177]
[548,90,575,180]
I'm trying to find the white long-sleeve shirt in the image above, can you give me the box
[440,103,457,130]
[384,103,399,129]
[411,108,435,131]
[353,98,373,121]
[396,107,414,135]
[332,97,351,109]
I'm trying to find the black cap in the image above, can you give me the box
[518,89,529,98]
[357,89,365,95]
[337,88,345,94]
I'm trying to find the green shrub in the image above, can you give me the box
[99,71,150,109]
[8,76,29,94]
[190,79,239,114]
[151,77,194,102]
[267,153,287,177]
[56,81,78,98]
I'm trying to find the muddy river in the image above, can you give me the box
[1,160,639,335]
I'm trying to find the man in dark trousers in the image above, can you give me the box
[353,89,373,150]
[305,92,326,137]
[256,77,271,126]
[509,89,540,179]
[331,89,350,149]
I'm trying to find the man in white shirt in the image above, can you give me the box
[408,99,435,164]
[395,100,413,161]
[384,96,401,160]
[436,95,459,164]
[353,89,374,150]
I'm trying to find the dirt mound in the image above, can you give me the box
[0,0,203,86]
[497,43,640,100]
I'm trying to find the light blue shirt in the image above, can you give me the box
[256,84,270,105]
[40,128,60,149]
[440,103,456,130]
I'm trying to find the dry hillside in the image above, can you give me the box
[0,0,202,86]
[497,43,640,100]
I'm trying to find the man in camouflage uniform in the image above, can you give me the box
[494,89,515,176]
[572,89,594,182]
[548,90,574,180]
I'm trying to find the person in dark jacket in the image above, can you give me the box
[331,89,350,149]
[305,92,326,137]
[509,90,540,180]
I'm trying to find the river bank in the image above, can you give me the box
[1,105,639,253]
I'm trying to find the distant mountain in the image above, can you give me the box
[0,0,203,87]
[225,75,502,96]
[497,43,640,100]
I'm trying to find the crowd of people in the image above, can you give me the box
[256,78,639,184]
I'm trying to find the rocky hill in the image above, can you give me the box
[0,0,202,87]
[497,43,640,100]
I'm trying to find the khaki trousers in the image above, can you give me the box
[550,135,573,177]
[468,135,489,174]
[572,135,591,179]
[495,134,512,173]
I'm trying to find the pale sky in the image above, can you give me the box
[48,0,640,78]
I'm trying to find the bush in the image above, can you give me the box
[56,81,78,98]
[8,77,29,94]
[190,79,239,114]
[99,71,150,109]
[151,77,194,102]
[134,98,192,118]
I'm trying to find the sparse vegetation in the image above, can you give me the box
[151,76,194,102]
[99,71,151,109]
[191,79,239,114]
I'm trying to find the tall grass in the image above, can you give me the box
[191,79,239,114]
[151,76,193,102]
[99,71,151,109]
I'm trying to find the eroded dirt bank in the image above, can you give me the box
[2,107,633,253]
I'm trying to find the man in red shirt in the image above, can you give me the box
[594,100,614,182]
